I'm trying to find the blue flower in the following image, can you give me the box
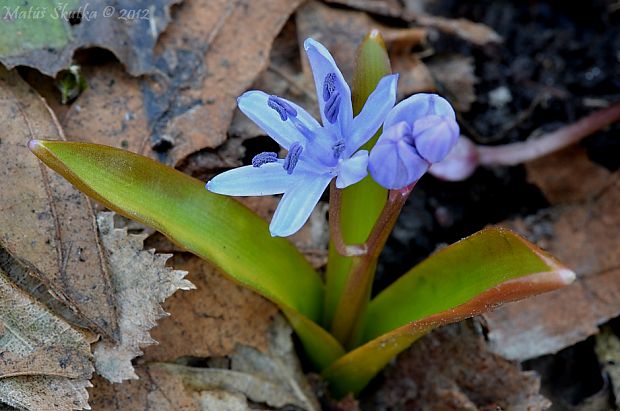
[207,38,398,237]
[368,93,459,189]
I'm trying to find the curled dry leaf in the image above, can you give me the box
[90,316,320,411]
[0,269,93,410]
[369,321,550,411]
[0,67,118,340]
[92,212,194,383]
[486,147,620,360]
[62,0,305,166]
[0,0,181,77]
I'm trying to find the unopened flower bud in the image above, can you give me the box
[369,93,460,189]
[429,137,479,181]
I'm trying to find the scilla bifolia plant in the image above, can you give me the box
[30,32,574,398]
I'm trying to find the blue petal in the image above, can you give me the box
[206,162,291,196]
[336,150,368,188]
[368,122,429,189]
[238,91,320,149]
[346,74,398,156]
[269,172,332,237]
[384,93,456,130]
[304,38,353,136]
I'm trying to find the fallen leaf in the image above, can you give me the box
[322,0,404,17]
[296,1,428,83]
[405,14,502,46]
[62,0,305,166]
[0,67,118,339]
[90,316,320,411]
[0,269,93,410]
[426,54,477,112]
[485,148,620,360]
[92,212,194,383]
[368,321,550,411]
[142,253,278,362]
[0,0,181,77]
[525,145,614,205]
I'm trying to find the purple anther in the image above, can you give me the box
[252,152,279,168]
[268,95,297,121]
[283,142,303,174]
[323,73,337,102]
[324,92,341,124]
[332,140,345,159]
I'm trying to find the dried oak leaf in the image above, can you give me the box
[0,269,93,410]
[0,67,118,340]
[484,147,620,360]
[426,54,477,112]
[90,316,320,411]
[369,321,550,411]
[92,212,194,383]
[0,0,181,77]
[62,0,305,166]
[296,1,434,96]
[142,253,278,362]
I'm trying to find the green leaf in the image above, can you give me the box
[29,140,324,323]
[322,228,575,397]
[282,308,345,371]
[324,31,391,326]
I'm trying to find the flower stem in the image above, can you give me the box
[329,181,368,257]
[477,101,620,166]
[329,184,414,348]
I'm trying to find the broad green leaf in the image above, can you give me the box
[282,308,345,371]
[324,31,391,326]
[29,140,324,323]
[322,228,575,397]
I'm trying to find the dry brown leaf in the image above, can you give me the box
[426,54,477,112]
[525,145,614,205]
[62,0,305,166]
[142,253,278,362]
[323,0,404,17]
[296,1,434,99]
[407,14,503,46]
[485,148,620,360]
[90,316,320,411]
[0,0,181,77]
[296,1,428,83]
[0,67,118,340]
[369,321,550,411]
[0,269,93,410]
[92,213,194,383]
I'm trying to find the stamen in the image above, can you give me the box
[290,116,315,141]
[324,92,341,124]
[323,73,337,102]
[268,95,297,121]
[252,152,278,168]
[332,141,345,159]
[283,142,303,174]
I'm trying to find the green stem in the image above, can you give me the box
[329,185,414,347]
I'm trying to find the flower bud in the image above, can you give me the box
[429,137,479,181]
[368,93,460,189]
